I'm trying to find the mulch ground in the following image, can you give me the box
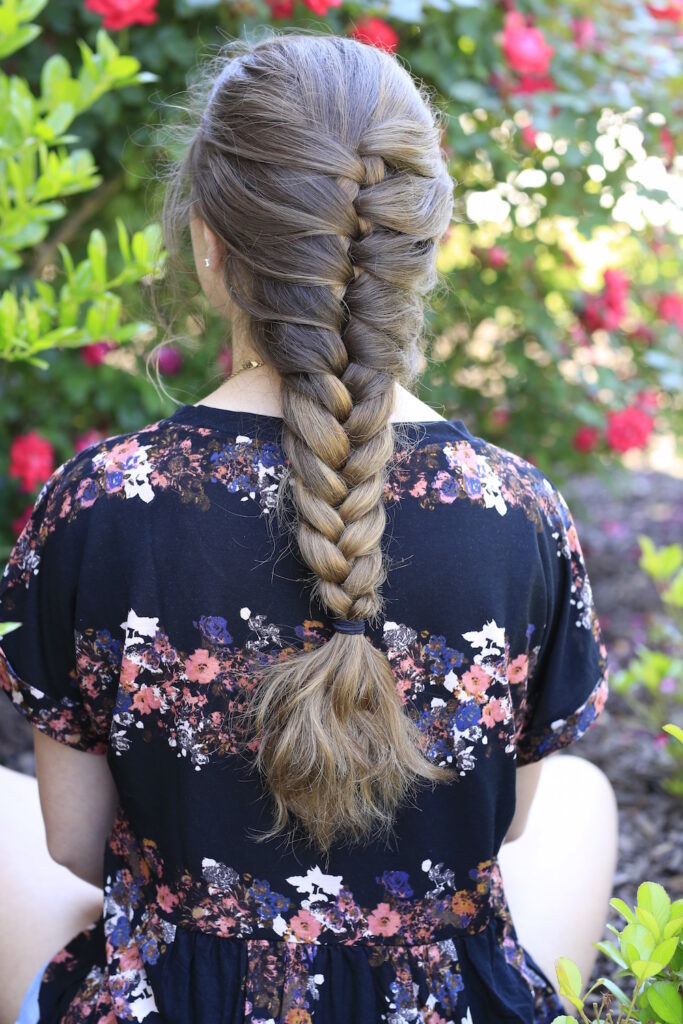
[1,464,681,999]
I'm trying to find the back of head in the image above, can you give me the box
[160,30,455,855]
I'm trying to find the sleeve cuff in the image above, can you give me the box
[0,647,108,755]
[515,674,609,767]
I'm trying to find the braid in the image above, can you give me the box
[162,32,456,855]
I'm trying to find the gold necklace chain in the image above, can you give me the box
[227,358,265,381]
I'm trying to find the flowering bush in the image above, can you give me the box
[1,0,681,557]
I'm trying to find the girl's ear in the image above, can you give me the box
[200,217,225,267]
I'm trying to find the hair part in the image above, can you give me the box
[157,28,457,855]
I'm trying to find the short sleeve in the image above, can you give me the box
[0,457,114,754]
[513,476,610,766]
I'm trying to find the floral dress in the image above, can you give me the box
[0,403,610,1024]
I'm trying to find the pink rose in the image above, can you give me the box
[502,11,555,76]
[289,909,322,941]
[605,407,654,453]
[572,17,596,48]
[83,0,159,30]
[9,431,55,492]
[462,665,491,697]
[573,426,601,454]
[80,340,117,366]
[351,17,399,52]
[656,292,683,329]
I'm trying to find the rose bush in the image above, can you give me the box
[1,0,681,558]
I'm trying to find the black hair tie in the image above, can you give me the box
[333,618,366,636]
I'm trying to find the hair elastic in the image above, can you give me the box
[332,618,366,636]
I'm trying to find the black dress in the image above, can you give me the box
[0,403,610,1024]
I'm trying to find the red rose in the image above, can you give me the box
[81,340,117,366]
[656,292,683,329]
[572,17,596,49]
[580,295,612,333]
[12,504,34,538]
[485,246,509,270]
[646,1,683,19]
[351,17,399,52]
[502,11,555,76]
[9,432,55,493]
[659,127,676,167]
[606,407,654,453]
[573,426,601,454]
[520,124,537,148]
[303,0,342,12]
[266,0,294,16]
[83,0,159,30]
[156,345,183,376]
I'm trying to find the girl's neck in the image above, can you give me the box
[196,363,448,423]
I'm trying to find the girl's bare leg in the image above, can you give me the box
[498,752,619,1015]
[0,764,102,1024]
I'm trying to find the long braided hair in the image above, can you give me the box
[159,30,456,854]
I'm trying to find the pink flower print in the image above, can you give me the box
[594,678,608,715]
[156,884,178,913]
[117,945,144,973]
[506,653,528,685]
[409,474,428,497]
[481,697,507,727]
[289,909,322,941]
[185,649,220,683]
[120,657,139,688]
[75,477,99,509]
[432,470,457,504]
[132,684,163,715]
[367,902,402,937]
[109,437,140,464]
[462,665,491,697]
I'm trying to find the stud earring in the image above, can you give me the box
[204,257,211,268]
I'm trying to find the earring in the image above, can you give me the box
[204,257,211,268]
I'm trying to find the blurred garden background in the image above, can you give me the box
[0,0,681,1000]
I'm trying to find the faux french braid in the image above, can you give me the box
[160,31,456,854]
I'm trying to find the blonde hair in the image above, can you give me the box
[158,30,456,855]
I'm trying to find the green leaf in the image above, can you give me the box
[0,622,22,636]
[647,980,683,1024]
[87,229,108,286]
[662,569,683,608]
[116,218,131,263]
[638,536,683,581]
[638,882,672,932]
[593,942,626,966]
[663,724,683,746]
[0,23,41,59]
[555,958,583,1009]
[610,898,637,925]
[43,102,75,138]
[550,1018,579,1024]
[18,0,49,19]
[650,937,679,970]
[630,958,667,981]
[40,53,71,97]
[635,906,661,939]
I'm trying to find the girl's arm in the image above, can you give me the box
[33,730,119,889]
